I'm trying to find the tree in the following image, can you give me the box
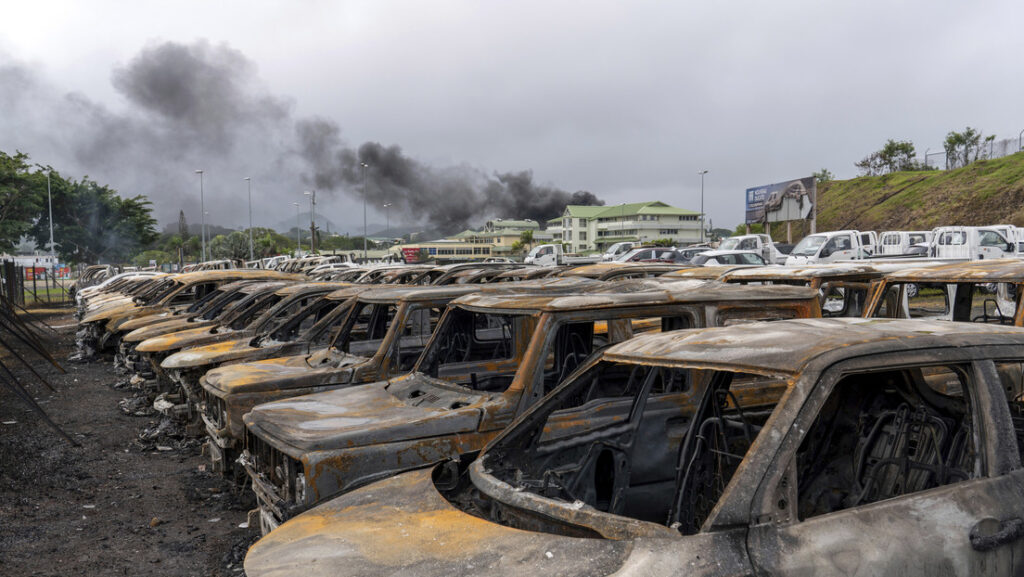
[733,222,764,236]
[855,139,921,176]
[252,228,295,258]
[0,151,44,252]
[510,240,525,254]
[131,250,175,268]
[29,173,158,264]
[519,230,534,251]
[209,231,251,260]
[812,168,834,184]
[943,127,983,169]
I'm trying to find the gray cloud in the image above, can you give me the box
[0,40,601,236]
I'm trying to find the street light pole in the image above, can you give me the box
[697,170,708,244]
[244,177,254,261]
[383,202,392,240]
[45,171,55,259]
[195,170,206,261]
[360,162,369,260]
[304,190,317,253]
[293,202,301,256]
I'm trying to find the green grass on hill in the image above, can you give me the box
[772,151,1024,242]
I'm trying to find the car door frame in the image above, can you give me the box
[742,347,1024,577]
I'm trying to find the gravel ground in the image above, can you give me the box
[0,309,258,576]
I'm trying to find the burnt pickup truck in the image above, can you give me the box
[240,280,821,533]
[720,262,937,317]
[199,279,600,475]
[116,280,286,370]
[199,284,481,475]
[866,258,1024,325]
[246,318,1024,577]
[76,269,297,357]
[159,283,364,418]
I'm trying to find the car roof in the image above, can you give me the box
[661,265,754,279]
[604,317,1024,376]
[453,279,817,313]
[699,250,762,256]
[273,281,352,297]
[173,269,298,284]
[882,258,1024,283]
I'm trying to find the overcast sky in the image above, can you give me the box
[2,1,1023,234]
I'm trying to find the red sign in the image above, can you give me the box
[401,247,422,263]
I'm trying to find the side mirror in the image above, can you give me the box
[819,248,832,258]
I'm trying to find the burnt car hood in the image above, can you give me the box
[243,376,485,454]
[161,336,272,370]
[204,349,366,395]
[81,301,141,324]
[244,468,631,577]
[123,316,216,343]
[136,326,247,354]
[118,311,183,332]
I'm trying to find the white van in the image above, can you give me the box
[879,231,933,255]
[785,230,866,265]
[930,226,1015,260]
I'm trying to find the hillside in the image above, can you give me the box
[773,151,1024,241]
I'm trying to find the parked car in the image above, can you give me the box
[246,317,1024,577]
[690,250,767,266]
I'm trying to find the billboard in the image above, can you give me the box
[745,176,816,224]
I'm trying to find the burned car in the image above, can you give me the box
[114,279,275,367]
[122,280,294,378]
[158,283,364,416]
[240,280,821,532]
[558,262,691,281]
[866,258,1024,325]
[246,318,1024,577]
[200,279,601,475]
[720,262,907,317]
[77,269,297,357]
[199,284,481,474]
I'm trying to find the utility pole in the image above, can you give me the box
[195,170,206,261]
[244,177,254,261]
[360,162,369,260]
[293,202,301,256]
[697,170,708,244]
[304,190,317,253]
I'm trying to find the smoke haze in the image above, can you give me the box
[0,40,601,235]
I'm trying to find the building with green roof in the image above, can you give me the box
[548,201,701,252]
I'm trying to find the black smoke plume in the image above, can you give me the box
[0,41,602,235]
[297,118,604,234]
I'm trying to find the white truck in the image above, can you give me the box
[523,244,602,266]
[785,230,869,265]
[929,226,1016,260]
[718,234,788,264]
[857,231,879,256]
[601,241,636,261]
[878,231,933,255]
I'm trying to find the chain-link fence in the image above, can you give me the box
[1,261,73,307]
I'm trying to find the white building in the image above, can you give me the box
[546,201,702,253]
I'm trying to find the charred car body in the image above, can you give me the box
[866,258,1024,325]
[121,280,294,378]
[76,270,297,358]
[247,318,1024,577]
[199,284,486,474]
[158,283,361,419]
[240,280,821,533]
